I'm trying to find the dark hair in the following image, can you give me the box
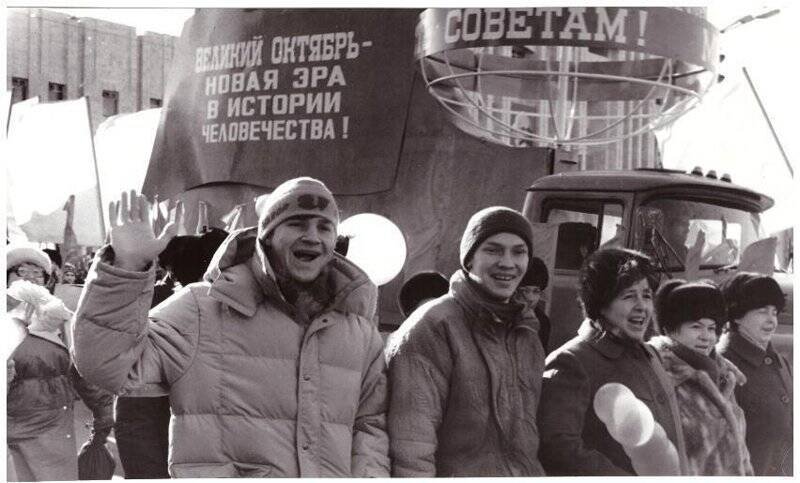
[397,271,450,318]
[158,227,229,286]
[655,279,727,336]
[521,256,549,289]
[578,248,657,321]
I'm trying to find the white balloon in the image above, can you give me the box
[339,213,407,286]
[594,382,655,447]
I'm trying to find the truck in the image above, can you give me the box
[522,167,793,358]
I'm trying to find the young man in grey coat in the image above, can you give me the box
[386,207,546,476]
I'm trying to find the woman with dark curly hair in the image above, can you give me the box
[537,247,686,475]
[649,279,752,475]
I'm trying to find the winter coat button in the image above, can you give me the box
[66,434,71,439]
[322,318,328,323]
[765,356,774,365]
[303,374,311,381]
[302,443,310,451]
[63,406,68,410]
[781,394,790,404]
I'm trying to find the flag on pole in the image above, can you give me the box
[196,200,209,234]
[59,195,82,266]
[221,204,244,233]
[6,97,104,246]
[221,198,260,232]
[94,108,162,229]
[151,194,168,237]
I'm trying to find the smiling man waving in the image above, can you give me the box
[385,206,546,476]
[72,177,389,477]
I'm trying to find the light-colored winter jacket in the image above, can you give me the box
[649,336,753,476]
[72,227,389,477]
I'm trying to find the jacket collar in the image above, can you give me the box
[717,331,773,368]
[27,329,68,350]
[649,335,724,385]
[449,270,526,329]
[204,227,377,321]
[582,322,650,360]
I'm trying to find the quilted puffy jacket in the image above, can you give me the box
[72,227,389,477]
[386,271,546,476]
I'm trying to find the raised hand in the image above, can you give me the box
[108,190,183,271]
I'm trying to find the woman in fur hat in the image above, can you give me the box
[537,248,687,475]
[6,243,114,481]
[717,272,791,476]
[649,279,752,475]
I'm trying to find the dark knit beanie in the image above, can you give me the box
[521,256,549,289]
[397,271,450,318]
[655,279,727,335]
[158,227,229,286]
[721,272,785,320]
[459,207,534,270]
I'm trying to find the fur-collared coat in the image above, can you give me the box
[649,336,753,476]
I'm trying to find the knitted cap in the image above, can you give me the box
[459,206,533,270]
[655,279,727,334]
[721,272,785,320]
[7,243,52,274]
[397,271,450,317]
[257,177,339,241]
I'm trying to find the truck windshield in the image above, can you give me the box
[635,198,765,271]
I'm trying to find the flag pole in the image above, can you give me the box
[741,67,793,178]
[83,96,107,241]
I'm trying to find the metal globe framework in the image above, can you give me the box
[416,7,719,149]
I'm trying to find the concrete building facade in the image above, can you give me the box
[6,8,177,131]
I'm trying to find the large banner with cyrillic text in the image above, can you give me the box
[416,7,718,69]
[144,9,419,199]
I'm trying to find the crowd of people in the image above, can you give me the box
[6,176,792,479]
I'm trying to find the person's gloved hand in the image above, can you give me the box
[78,426,116,480]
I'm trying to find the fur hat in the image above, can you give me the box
[7,243,52,274]
[459,207,533,271]
[521,256,549,289]
[158,227,229,286]
[655,279,727,335]
[257,177,339,241]
[721,271,785,320]
[397,271,449,317]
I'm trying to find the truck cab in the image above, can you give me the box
[522,168,792,358]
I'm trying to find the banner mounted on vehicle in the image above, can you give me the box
[416,7,718,69]
[144,9,419,199]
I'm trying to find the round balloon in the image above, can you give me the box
[339,213,407,286]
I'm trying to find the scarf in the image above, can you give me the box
[672,341,720,384]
